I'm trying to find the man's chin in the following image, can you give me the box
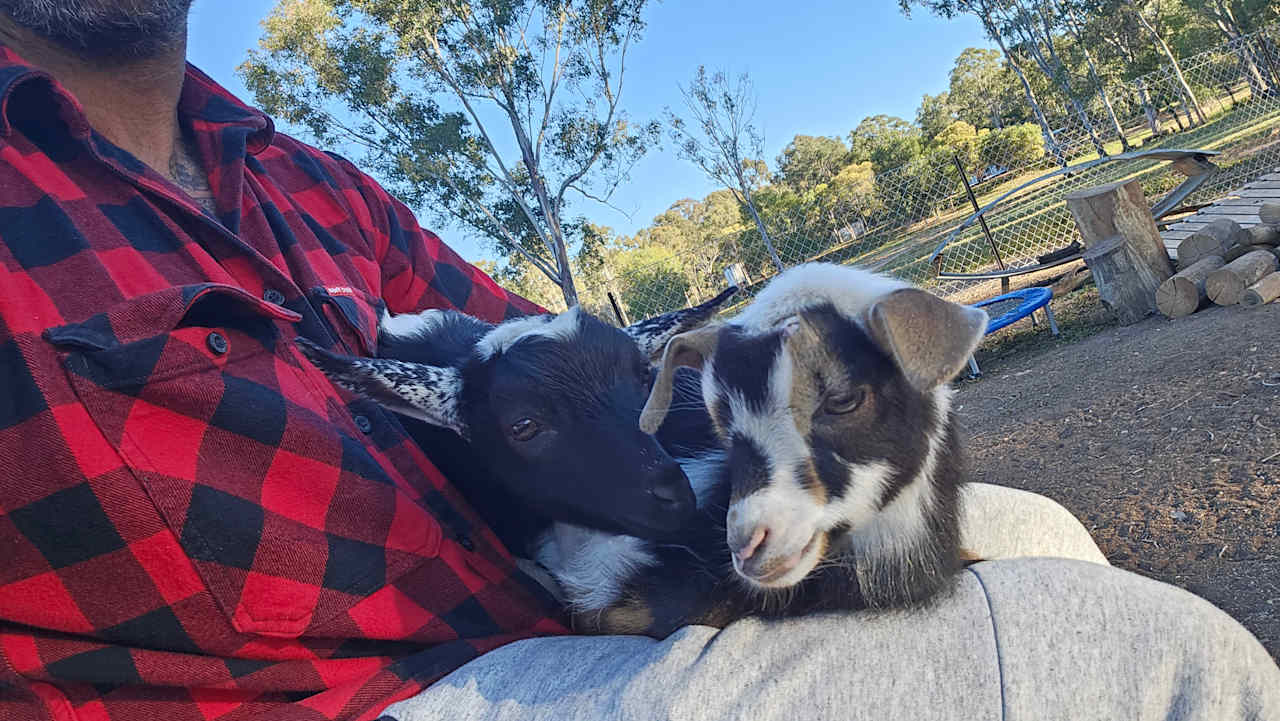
[0,0,194,61]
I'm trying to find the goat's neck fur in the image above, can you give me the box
[830,385,962,609]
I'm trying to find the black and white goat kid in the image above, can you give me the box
[295,289,737,564]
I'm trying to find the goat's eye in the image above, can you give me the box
[823,388,866,415]
[509,418,541,441]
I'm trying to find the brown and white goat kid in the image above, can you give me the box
[596,263,989,634]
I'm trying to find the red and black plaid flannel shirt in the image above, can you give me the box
[0,44,569,721]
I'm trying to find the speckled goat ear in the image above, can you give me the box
[295,338,467,437]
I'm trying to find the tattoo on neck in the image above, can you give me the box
[168,135,219,216]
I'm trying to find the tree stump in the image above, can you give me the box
[1066,179,1174,275]
[1066,179,1173,325]
[1083,236,1167,324]
[1177,218,1245,269]
[1206,250,1279,306]
[1244,224,1279,246]
[1260,201,1280,226]
[1156,255,1225,318]
[1242,272,1280,307]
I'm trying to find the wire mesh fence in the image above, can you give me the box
[586,22,1280,322]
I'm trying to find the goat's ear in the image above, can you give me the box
[296,338,467,436]
[625,286,738,361]
[378,308,493,366]
[640,325,722,435]
[861,288,987,391]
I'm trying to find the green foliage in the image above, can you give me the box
[915,92,958,141]
[240,0,659,307]
[775,135,851,192]
[929,120,980,172]
[668,67,786,271]
[612,246,691,320]
[849,115,923,174]
[816,161,879,220]
[978,122,1046,170]
[947,47,1023,129]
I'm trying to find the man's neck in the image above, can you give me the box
[0,17,186,172]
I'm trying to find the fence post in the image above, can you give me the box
[607,292,629,327]
[953,153,1005,273]
[1257,29,1280,93]
[602,262,629,326]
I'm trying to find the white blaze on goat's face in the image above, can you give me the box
[715,335,828,589]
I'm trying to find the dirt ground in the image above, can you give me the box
[956,298,1280,660]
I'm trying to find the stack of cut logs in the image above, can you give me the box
[1156,202,1280,318]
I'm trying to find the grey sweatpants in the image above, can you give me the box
[383,558,1280,721]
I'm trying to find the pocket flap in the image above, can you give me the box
[45,284,302,351]
[311,285,384,357]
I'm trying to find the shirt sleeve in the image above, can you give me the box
[329,154,546,322]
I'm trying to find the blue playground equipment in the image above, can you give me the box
[967,287,1058,377]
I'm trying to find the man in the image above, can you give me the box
[0,3,1276,721]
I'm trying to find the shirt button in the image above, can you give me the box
[353,415,373,434]
[207,332,229,355]
[263,288,286,305]
[457,534,475,552]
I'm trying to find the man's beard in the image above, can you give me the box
[0,1,194,60]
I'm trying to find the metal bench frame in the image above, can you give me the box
[930,148,1220,293]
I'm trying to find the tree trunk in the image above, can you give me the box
[1084,50,1130,151]
[1234,40,1272,98]
[1156,255,1225,318]
[1260,201,1280,225]
[550,229,580,307]
[1206,250,1279,305]
[1245,224,1279,246]
[1014,11,1105,156]
[1060,2,1129,150]
[980,4,1063,163]
[1257,30,1280,91]
[1134,6,1206,124]
[1065,178,1174,275]
[1136,78,1161,136]
[741,186,784,273]
[1207,2,1273,97]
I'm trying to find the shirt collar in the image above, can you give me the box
[0,42,275,155]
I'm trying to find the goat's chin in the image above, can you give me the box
[735,531,827,590]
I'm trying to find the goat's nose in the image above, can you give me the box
[729,523,773,569]
[735,526,768,561]
[649,466,694,509]
[650,482,681,504]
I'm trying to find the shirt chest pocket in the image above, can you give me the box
[45,284,442,638]
[310,285,383,357]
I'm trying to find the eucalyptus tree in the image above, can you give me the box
[242,0,660,307]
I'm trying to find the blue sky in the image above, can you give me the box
[187,0,991,263]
